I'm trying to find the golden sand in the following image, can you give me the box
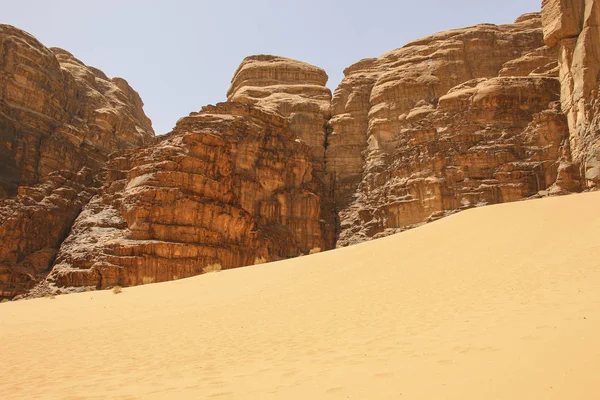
[1,192,599,399]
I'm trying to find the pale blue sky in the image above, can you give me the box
[3,0,542,134]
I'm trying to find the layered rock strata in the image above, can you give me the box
[327,13,578,245]
[0,24,154,195]
[227,55,331,171]
[0,25,154,298]
[227,55,335,243]
[0,169,96,298]
[541,0,600,186]
[43,102,327,291]
[7,8,597,297]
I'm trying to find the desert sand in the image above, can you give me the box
[1,192,599,399]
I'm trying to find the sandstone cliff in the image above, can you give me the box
[7,7,598,298]
[40,102,327,292]
[0,169,96,298]
[541,0,600,186]
[327,13,579,246]
[0,25,154,298]
[227,55,336,244]
[0,25,154,194]
[227,55,331,171]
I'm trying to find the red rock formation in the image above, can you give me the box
[0,25,154,298]
[337,77,573,245]
[541,0,600,187]
[327,13,579,246]
[227,55,336,244]
[9,7,597,297]
[227,55,331,171]
[0,25,154,195]
[43,102,327,292]
[0,169,96,298]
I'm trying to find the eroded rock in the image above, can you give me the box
[44,103,327,291]
[327,13,578,246]
[0,169,97,298]
[542,0,600,187]
[9,7,598,296]
[227,55,331,172]
[0,25,154,298]
[0,25,154,194]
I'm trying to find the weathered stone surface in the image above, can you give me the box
[227,55,331,171]
[227,54,336,244]
[0,25,154,298]
[0,24,154,196]
[10,7,598,296]
[541,0,585,47]
[0,169,97,298]
[498,45,559,77]
[542,0,600,186]
[337,77,574,245]
[328,59,379,211]
[327,13,578,246]
[42,102,327,292]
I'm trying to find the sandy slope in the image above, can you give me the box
[1,192,600,399]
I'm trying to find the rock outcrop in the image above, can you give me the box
[541,0,600,186]
[327,13,578,246]
[42,102,327,291]
[0,169,96,298]
[227,55,336,244]
[227,55,331,171]
[7,7,597,297]
[0,25,154,298]
[0,25,154,194]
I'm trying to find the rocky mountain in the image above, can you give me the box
[2,3,599,299]
[227,55,331,173]
[327,13,579,245]
[0,25,153,194]
[541,0,600,186]
[43,102,328,291]
[227,55,336,244]
[0,25,154,298]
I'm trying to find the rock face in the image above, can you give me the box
[0,169,96,298]
[227,55,336,244]
[0,25,154,195]
[541,0,600,186]
[0,25,154,298]
[6,8,595,297]
[327,13,578,246]
[227,55,331,171]
[43,102,327,291]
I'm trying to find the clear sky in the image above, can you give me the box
[2,0,542,134]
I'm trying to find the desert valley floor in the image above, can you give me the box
[1,191,599,399]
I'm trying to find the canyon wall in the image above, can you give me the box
[227,55,336,244]
[32,57,334,295]
[0,25,153,194]
[41,102,327,293]
[541,0,600,186]
[327,13,579,245]
[227,55,331,172]
[0,25,154,298]
[5,6,598,297]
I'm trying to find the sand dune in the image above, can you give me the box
[1,192,600,399]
